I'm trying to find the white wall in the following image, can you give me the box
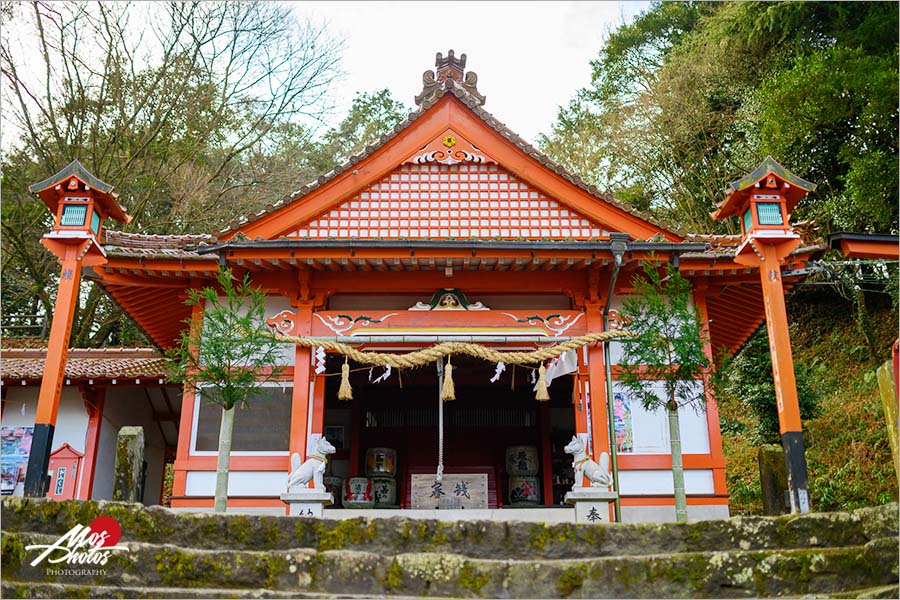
[2,387,90,454]
[93,386,176,505]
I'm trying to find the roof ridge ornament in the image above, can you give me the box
[415,49,486,107]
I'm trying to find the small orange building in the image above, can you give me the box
[10,51,827,521]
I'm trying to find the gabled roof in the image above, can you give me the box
[713,156,816,220]
[216,54,682,244]
[29,159,131,224]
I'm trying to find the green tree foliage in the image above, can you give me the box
[718,329,820,444]
[618,262,710,522]
[539,1,898,235]
[166,269,284,512]
[305,89,408,173]
[1,1,408,346]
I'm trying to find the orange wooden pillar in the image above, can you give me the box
[584,303,611,464]
[25,243,86,496]
[308,372,327,491]
[692,285,728,498]
[756,241,810,512]
[77,386,106,500]
[172,301,203,500]
[289,302,315,463]
[585,301,614,520]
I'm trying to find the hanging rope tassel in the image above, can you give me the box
[338,358,353,401]
[440,357,456,402]
[535,363,550,401]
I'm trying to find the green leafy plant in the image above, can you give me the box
[618,262,710,522]
[717,329,820,444]
[167,269,284,512]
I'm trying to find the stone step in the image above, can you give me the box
[822,584,900,599]
[0,581,422,599]
[3,531,897,598]
[3,498,896,560]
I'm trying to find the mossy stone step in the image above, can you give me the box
[3,531,897,598]
[3,498,896,560]
[0,581,410,599]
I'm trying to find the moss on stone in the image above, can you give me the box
[529,523,577,552]
[225,514,253,546]
[313,518,375,551]
[1,533,26,577]
[382,558,404,591]
[258,519,282,549]
[556,564,587,597]
[154,547,231,588]
[62,584,91,599]
[0,582,31,598]
[458,562,488,595]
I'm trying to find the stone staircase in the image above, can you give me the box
[2,497,897,598]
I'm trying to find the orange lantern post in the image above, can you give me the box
[23,161,130,497]
[712,157,816,514]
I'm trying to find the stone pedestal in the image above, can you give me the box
[113,426,144,502]
[758,444,789,515]
[281,491,333,517]
[564,488,618,524]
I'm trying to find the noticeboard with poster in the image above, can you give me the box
[1,427,33,496]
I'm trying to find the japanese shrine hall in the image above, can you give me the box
[2,51,832,521]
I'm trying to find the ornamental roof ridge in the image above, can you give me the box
[213,54,682,242]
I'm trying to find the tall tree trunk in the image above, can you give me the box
[214,405,235,513]
[667,400,688,523]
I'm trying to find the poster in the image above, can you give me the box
[613,391,634,453]
[1,426,33,496]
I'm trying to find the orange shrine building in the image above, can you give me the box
[1,51,842,521]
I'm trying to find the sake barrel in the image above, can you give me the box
[372,476,398,508]
[506,446,539,476]
[508,475,541,506]
[342,476,374,508]
[365,447,398,477]
[323,476,343,508]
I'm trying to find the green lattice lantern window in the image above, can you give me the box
[53,176,105,236]
[756,202,784,226]
[60,203,88,227]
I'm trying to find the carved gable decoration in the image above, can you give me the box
[409,289,488,311]
[287,163,607,241]
[403,129,496,166]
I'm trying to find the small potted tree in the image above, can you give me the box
[618,261,710,523]
[168,269,284,512]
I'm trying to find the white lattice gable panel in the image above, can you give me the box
[286,163,608,240]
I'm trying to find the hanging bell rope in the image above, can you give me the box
[440,356,455,402]
[436,359,445,482]
[337,357,353,401]
[535,363,550,401]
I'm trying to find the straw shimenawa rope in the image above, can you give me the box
[266,329,637,368]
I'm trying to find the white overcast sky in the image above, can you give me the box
[294,1,649,143]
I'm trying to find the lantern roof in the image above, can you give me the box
[712,156,816,220]
[29,159,131,224]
